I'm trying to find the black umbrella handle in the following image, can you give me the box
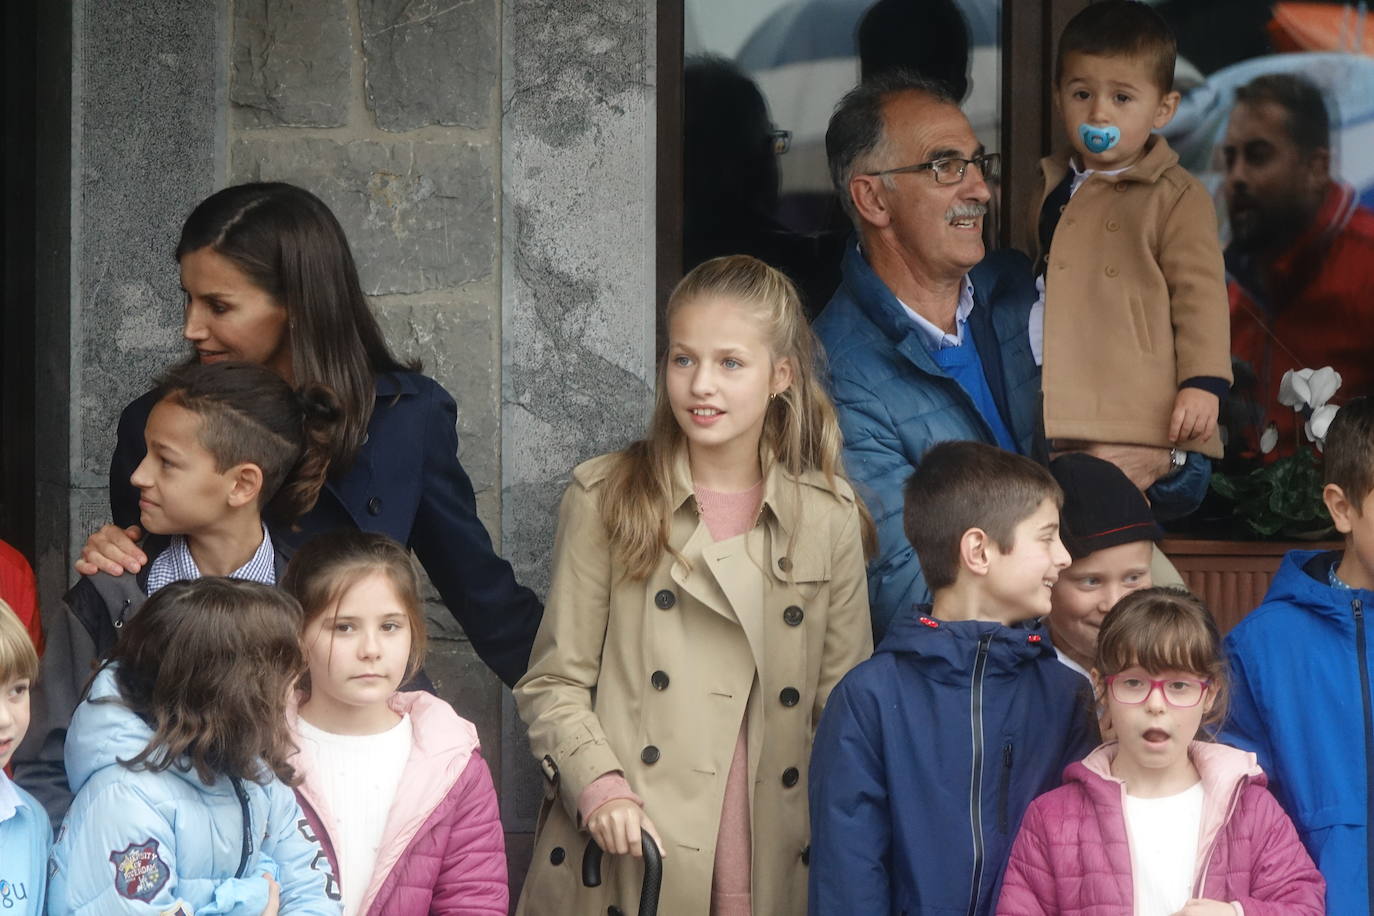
[581,835,664,916]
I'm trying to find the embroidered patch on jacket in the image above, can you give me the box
[159,904,193,916]
[109,839,170,901]
[297,818,342,901]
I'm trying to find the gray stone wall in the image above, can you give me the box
[500,0,659,883]
[227,0,508,757]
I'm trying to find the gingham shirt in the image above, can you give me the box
[145,527,277,594]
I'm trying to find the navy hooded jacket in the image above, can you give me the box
[807,611,1097,916]
[1221,549,1374,916]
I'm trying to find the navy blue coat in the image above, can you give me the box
[110,371,541,687]
[814,243,1210,642]
[808,611,1098,916]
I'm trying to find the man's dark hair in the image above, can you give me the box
[1324,396,1374,505]
[858,0,971,100]
[1235,73,1331,155]
[826,70,958,224]
[1056,0,1177,93]
[903,441,1063,592]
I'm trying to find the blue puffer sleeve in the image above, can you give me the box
[47,781,270,915]
[261,781,342,914]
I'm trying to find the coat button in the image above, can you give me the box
[367,496,383,516]
[782,766,800,788]
[777,556,792,572]
[1063,217,1074,227]
[609,908,624,916]
[651,670,670,690]
[801,844,811,866]
[783,605,804,626]
[1115,181,1128,191]
[1106,218,1120,231]
[654,589,675,610]
[550,846,565,865]
[1104,265,1119,278]
[779,687,800,707]
[641,745,661,765]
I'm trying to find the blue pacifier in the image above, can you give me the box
[1078,123,1121,154]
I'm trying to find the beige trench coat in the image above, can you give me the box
[514,451,872,916]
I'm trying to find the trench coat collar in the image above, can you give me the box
[665,445,807,539]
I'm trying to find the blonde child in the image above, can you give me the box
[998,588,1324,915]
[514,254,875,915]
[0,599,47,915]
[280,530,508,916]
[46,577,340,914]
[1034,1,1231,469]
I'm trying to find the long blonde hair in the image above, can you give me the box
[602,255,876,578]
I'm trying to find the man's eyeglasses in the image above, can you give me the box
[866,153,1001,186]
[1104,673,1212,708]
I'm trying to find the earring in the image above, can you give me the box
[769,393,777,402]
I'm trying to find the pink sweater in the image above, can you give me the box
[579,481,761,916]
[289,692,509,915]
[997,742,1324,916]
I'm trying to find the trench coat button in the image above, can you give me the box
[1106,218,1120,231]
[777,556,792,572]
[1063,217,1074,227]
[367,496,383,516]
[641,745,661,764]
[609,908,624,916]
[654,589,676,609]
[801,844,811,866]
[1115,181,1128,191]
[782,766,800,788]
[1104,265,1119,278]
[651,670,670,690]
[780,687,800,707]
[550,846,565,865]
[783,605,804,626]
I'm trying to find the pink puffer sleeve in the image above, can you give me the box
[430,751,510,915]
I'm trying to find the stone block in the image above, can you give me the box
[231,0,352,128]
[360,0,497,132]
[232,137,496,296]
[374,300,500,531]
[422,597,504,759]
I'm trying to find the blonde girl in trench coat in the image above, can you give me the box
[514,256,876,916]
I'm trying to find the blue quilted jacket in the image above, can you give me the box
[46,667,341,915]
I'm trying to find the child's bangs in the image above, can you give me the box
[1098,604,1218,678]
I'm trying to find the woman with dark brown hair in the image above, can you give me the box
[45,577,341,915]
[77,182,541,687]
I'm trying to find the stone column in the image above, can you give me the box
[33,0,225,605]
[500,0,660,883]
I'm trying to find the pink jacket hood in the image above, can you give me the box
[288,690,481,912]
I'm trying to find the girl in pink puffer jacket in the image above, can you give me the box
[997,588,1323,916]
[283,531,509,915]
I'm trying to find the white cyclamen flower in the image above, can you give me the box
[1260,423,1279,455]
[1306,366,1343,409]
[1278,368,1314,410]
[1306,403,1340,446]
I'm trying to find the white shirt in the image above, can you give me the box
[1053,646,1091,682]
[899,275,976,351]
[1029,162,1131,366]
[296,714,413,916]
[1124,781,1204,916]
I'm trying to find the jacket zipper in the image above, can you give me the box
[231,776,254,879]
[996,743,1014,834]
[1355,598,1374,914]
[965,634,992,916]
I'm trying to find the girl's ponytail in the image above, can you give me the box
[270,383,344,525]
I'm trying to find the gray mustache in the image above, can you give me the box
[946,203,988,222]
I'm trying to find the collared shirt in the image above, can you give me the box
[898,276,976,351]
[146,526,277,594]
[0,771,19,824]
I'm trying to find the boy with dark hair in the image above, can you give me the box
[1034,0,1232,470]
[15,361,339,824]
[808,441,1098,915]
[1222,395,1374,915]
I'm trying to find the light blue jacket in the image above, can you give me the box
[0,775,50,914]
[47,668,341,914]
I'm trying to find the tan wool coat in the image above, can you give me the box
[514,450,873,916]
[1037,134,1232,458]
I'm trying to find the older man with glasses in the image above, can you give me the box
[814,71,1205,642]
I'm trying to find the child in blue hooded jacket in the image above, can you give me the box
[808,442,1098,915]
[46,577,341,915]
[0,598,48,916]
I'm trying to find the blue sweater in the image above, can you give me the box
[808,612,1097,915]
[0,776,50,915]
[1222,549,1374,916]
